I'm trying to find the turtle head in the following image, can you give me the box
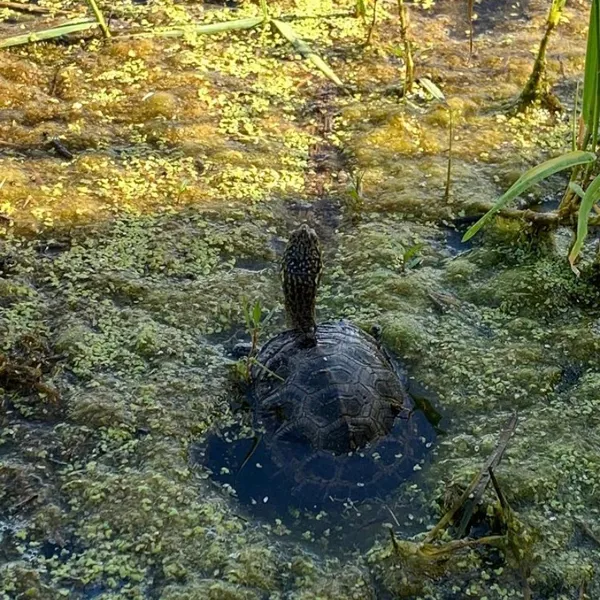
[282,224,323,341]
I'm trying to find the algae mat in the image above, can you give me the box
[1,0,599,598]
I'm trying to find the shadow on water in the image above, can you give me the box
[441,222,474,257]
[427,0,530,39]
[469,0,530,33]
[193,381,442,554]
[526,193,560,214]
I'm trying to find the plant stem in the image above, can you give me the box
[259,0,269,19]
[444,108,454,203]
[573,81,580,152]
[589,0,600,152]
[517,0,565,111]
[397,0,414,93]
[86,0,111,38]
[365,0,378,46]
[467,0,474,56]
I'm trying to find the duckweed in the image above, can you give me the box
[1,0,599,598]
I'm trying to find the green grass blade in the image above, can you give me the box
[462,150,597,242]
[356,0,367,18]
[252,300,262,327]
[125,17,265,39]
[184,17,266,34]
[568,181,586,199]
[271,19,344,87]
[582,0,600,136]
[572,81,580,151]
[569,173,600,272]
[0,19,98,48]
[259,0,269,18]
[591,0,600,148]
[241,296,251,330]
[419,77,445,102]
[86,0,110,38]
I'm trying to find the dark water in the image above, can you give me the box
[194,384,439,551]
[428,0,530,40]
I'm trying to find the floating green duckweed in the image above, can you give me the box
[1,0,599,598]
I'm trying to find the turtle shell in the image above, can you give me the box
[249,320,432,505]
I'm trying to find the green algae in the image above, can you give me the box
[2,0,600,598]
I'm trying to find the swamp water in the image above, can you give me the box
[197,361,439,552]
[1,0,600,598]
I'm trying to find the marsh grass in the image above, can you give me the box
[424,412,517,543]
[0,0,110,46]
[271,18,344,87]
[0,1,345,88]
[0,18,99,48]
[569,173,600,274]
[400,243,423,272]
[365,0,379,46]
[557,0,600,223]
[418,78,453,202]
[517,0,565,112]
[463,0,600,272]
[582,0,600,149]
[487,467,537,600]
[572,81,581,152]
[242,298,263,354]
[86,0,110,38]
[240,297,281,383]
[462,151,596,242]
[444,108,454,203]
[344,169,366,222]
[396,0,414,93]
[380,413,536,598]
[467,0,474,56]
[241,296,263,380]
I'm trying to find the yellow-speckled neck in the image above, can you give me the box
[281,224,323,340]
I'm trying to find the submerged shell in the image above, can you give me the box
[250,320,431,504]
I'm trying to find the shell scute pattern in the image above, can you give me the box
[250,320,429,502]
[225,225,438,507]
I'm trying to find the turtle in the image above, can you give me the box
[239,224,434,507]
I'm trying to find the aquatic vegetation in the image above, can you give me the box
[1,0,600,598]
[568,173,600,272]
[237,297,273,381]
[396,0,414,94]
[86,0,110,39]
[0,18,99,49]
[517,0,566,112]
[343,168,366,222]
[462,150,596,242]
[465,0,600,274]
[581,0,600,149]
[0,0,345,88]
[369,415,539,599]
